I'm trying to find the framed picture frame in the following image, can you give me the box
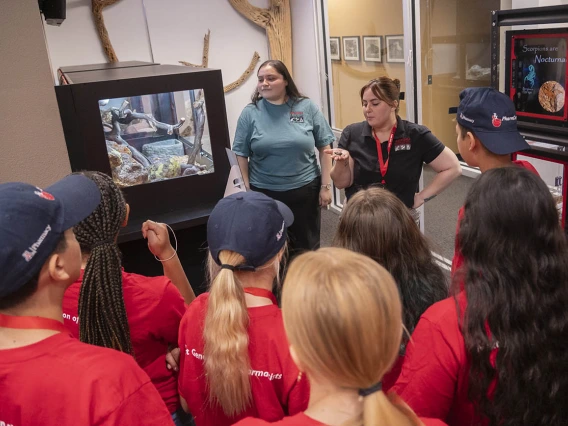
[343,36,361,61]
[363,36,383,63]
[329,37,341,61]
[386,35,405,63]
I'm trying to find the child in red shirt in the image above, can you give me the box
[178,191,309,426]
[394,167,568,426]
[0,175,173,425]
[234,247,446,426]
[450,87,538,278]
[61,171,194,426]
[332,187,448,390]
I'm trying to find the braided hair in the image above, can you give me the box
[74,171,132,354]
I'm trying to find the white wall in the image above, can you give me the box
[0,0,71,186]
[43,0,324,144]
[44,0,153,72]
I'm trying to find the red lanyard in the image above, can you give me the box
[0,313,69,334]
[373,126,397,185]
[243,288,278,305]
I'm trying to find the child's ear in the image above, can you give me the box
[466,132,477,151]
[47,252,72,283]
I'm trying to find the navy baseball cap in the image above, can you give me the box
[208,191,294,270]
[456,87,530,155]
[0,175,101,298]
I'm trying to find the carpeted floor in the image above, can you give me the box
[320,165,475,264]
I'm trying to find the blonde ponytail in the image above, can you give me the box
[283,248,421,426]
[203,251,252,416]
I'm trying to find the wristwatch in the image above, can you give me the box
[321,183,332,190]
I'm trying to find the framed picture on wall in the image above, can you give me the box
[386,35,405,63]
[329,37,341,61]
[363,36,383,63]
[343,36,360,61]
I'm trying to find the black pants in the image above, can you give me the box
[251,176,321,259]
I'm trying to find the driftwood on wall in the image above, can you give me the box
[92,0,122,63]
[228,0,292,72]
[179,30,260,93]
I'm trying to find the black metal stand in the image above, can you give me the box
[491,5,568,229]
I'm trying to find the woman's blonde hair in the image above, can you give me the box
[282,247,418,426]
[203,246,284,416]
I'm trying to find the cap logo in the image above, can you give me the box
[34,188,55,201]
[22,224,52,262]
[492,113,502,128]
[276,221,285,241]
[491,113,517,128]
[459,113,475,124]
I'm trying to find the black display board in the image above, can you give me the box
[506,29,568,125]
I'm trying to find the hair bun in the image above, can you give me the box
[393,79,401,90]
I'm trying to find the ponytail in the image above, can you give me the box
[203,251,252,416]
[74,172,132,355]
[358,391,419,426]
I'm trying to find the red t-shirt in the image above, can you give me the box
[451,160,540,277]
[62,269,186,414]
[232,394,448,426]
[0,332,174,425]
[178,293,309,426]
[383,354,404,391]
[232,412,325,425]
[392,293,495,426]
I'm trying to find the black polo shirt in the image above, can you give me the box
[338,116,445,208]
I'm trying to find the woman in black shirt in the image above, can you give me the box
[327,77,460,208]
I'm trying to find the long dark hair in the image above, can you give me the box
[333,187,448,332]
[251,59,305,105]
[74,171,132,355]
[457,166,568,426]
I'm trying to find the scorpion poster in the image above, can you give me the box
[507,30,568,122]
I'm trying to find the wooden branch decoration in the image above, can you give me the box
[223,52,260,93]
[92,0,123,63]
[179,31,260,93]
[228,0,292,71]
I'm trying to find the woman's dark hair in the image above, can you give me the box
[251,59,305,105]
[74,171,132,355]
[456,166,568,426]
[333,187,448,332]
[360,77,401,114]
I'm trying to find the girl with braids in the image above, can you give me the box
[234,248,445,426]
[178,191,309,426]
[61,171,195,426]
[332,187,448,390]
[393,167,568,426]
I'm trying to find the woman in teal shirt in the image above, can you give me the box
[233,60,335,255]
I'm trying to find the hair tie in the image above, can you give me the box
[358,381,382,398]
[220,264,256,272]
[91,239,114,249]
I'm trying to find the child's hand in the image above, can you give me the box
[142,220,174,260]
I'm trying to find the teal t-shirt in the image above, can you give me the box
[232,98,335,191]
